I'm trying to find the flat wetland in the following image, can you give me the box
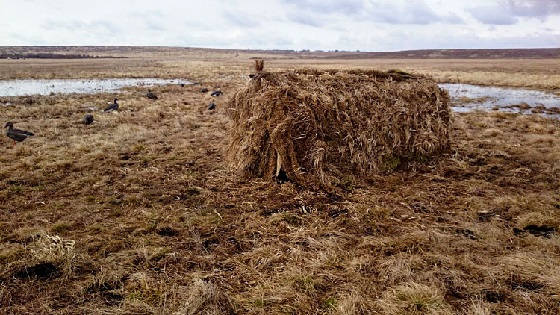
[1,48,559,314]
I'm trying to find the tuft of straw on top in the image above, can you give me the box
[254,59,264,72]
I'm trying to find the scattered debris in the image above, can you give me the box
[455,228,477,240]
[14,262,60,279]
[200,88,209,93]
[482,289,506,303]
[328,208,348,218]
[156,227,179,237]
[514,225,556,238]
[119,152,131,160]
[83,114,94,125]
[146,90,158,100]
[275,169,289,184]
[23,97,34,105]
[477,210,494,222]
[202,237,219,250]
[507,276,545,291]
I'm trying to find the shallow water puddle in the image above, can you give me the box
[440,83,560,117]
[0,78,191,96]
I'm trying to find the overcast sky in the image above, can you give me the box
[0,0,558,51]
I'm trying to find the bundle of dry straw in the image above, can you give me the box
[227,69,450,189]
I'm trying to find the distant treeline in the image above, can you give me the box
[0,53,126,59]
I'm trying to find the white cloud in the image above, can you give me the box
[0,0,558,50]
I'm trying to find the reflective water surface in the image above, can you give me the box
[0,78,191,96]
[440,83,560,117]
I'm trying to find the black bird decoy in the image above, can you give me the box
[5,122,34,144]
[211,90,223,97]
[146,90,158,100]
[200,88,209,93]
[104,98,119,112]
[208,102,216,110]
[83,114,94,125]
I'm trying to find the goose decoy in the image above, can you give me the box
[104,99,119,112]
[211,90,223,97]
[83,114,94,125]
[146,90,158,100]
[5,122,34,144]
[208,102,216,110]
[200,88,209,93]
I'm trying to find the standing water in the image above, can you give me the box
[440,83,560,117]
[0,78,191,97]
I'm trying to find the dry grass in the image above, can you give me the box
[227,69,449,189]
[1,48,560,314]
[2,49,560,93]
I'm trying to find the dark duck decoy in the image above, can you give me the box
[104,98,119,112]
[83,114,94,125]
[208,102,216,110]
[210,90,223,97]
[5,122,34,144]
[146,90,158,100]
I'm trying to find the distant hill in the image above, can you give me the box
[0,46,558,59]
[0,53,124,59]
[318,48,560,59]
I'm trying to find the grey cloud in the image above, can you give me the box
[222,11,261,28]
[145,20,166,31]
[43,19,120,34]
[8,32,49,45]
[283,0,365,15]
[174,28,294,50]
[130,10,167,32]
[369,1,441,25]
[286,11,326,27]
[507,0,560,18]
[468,6,518,25]
[379,28,560,50]
[283,0,464,25]
[469,0,560,25]
[443,13,466,24]
[283,0,362,27]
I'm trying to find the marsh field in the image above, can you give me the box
[1,47,559,314]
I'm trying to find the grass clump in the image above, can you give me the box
[377,282,452,314]
[176,279,235,315]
